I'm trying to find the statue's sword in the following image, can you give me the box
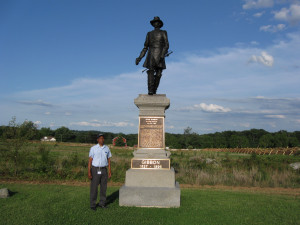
[142,51,173,73]
[165,51,173,57]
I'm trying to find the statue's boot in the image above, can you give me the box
[153,74,162,94]
[147,70,155,95]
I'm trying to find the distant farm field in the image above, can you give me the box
[0,183,299,225]
[0,141,300,188]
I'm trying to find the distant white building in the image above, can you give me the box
[41,136,56,142]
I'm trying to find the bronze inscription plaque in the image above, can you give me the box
[131,159,170,169]
[138,117,164,148]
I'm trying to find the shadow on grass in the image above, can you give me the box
[8,190,18,197]
[106,190,119,205]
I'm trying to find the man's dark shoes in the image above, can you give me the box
[90,207,96,211]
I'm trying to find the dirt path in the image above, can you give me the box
[1,179,299,197]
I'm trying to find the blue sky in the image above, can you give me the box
[1,0,300,134]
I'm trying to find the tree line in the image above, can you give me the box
[1,118,299,148]
[166,127,300,149]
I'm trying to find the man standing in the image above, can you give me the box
[88,134,112,210]
[136,16,169,95]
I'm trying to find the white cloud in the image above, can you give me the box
[275,23,286,30]
[240,123,251,128]
[45,112,51,115]
[269,122,277,127]
[274,7,289,20]
[259,24,286,32]
[34,121,42,125]
[274,3,300,25]
[70,121,134,127]
[194,103,232,113]
[176,103,231,113]
[250,41,259,45]
[253,11,265,17]
[249,51,274,66]
[243,0,274,9]
[265,115,286,118]
[65,112,72,116]
[17,99,53,107]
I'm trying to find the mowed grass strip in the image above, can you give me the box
[0,183,299,225]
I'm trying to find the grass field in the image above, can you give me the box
[0,183,299,225]
[1,141,300,187]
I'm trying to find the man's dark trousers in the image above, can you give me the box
[90,166,108,208]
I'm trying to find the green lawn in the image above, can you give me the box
[0,183,299,225]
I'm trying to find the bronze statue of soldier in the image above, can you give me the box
[136,17,169,95]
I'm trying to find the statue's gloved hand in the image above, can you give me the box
[135,57,141,65]
[160,56,164,62]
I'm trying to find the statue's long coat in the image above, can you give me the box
[139,29,169,70]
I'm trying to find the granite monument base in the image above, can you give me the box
[119,94,180,207]
[119,182,180,208]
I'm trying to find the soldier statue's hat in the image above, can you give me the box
[150,16,163,28]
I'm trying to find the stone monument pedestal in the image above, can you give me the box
[119,94,180,207]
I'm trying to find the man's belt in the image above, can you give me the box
[92,166,107,169]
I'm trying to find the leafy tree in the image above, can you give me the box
[259,134,275,148]
[242,129,268,147]
[2,117,38,140]
[288,137,299,147]
[183,126,193,148]
[189,133,201,148]
[293,131,300,143]
[1,117,33,175]
[184,127,192,135]
[55,126,76,142]
[274,131,288,147]
[229,135,249,148]
[86,131,99,143]
[73,130,86,143]
[19,120,39,140]
[102,132,114,145]
[125,134,138,147]
[39,127,54,138]
[165,133,182,149]
[222,130,237,141]
[199,135,214,148]
[0,126,5,137]
[213,133,228,148]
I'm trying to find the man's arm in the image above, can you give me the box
[108,158,111,179]
[88,157,93,179]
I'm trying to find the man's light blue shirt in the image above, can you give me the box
[89,144,112,167]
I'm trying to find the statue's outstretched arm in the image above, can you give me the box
[136,33,149,65]
[161,31,169,59]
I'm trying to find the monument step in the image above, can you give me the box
[125,168,176,188]
[119,182,180,208]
